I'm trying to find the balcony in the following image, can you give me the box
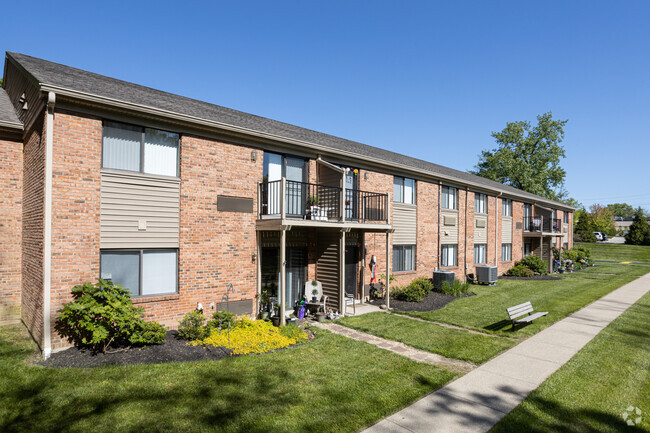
[257,179,389,229]
[523,216,562,235]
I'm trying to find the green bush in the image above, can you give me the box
[206,310,237,333]
[507,264,535,277]
[55,279,165,352]
[130,320,167,345]
[279,323,306,341]
[391,277,435,303]
[409,277,435,292]
[518,255,548,274]
[439,280,472,296]
[178,310,207,340]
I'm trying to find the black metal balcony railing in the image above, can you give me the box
[259,180,388,223]
[524,216,562,233]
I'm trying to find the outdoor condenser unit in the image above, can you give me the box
[475,265,498,285]
[433,270,455,289]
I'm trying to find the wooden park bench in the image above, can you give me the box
[506,302,548,330]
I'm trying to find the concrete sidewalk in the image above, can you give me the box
[364,272,650,433]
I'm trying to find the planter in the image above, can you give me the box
[312,297,318,302]
[271,316,280,327]
[261,311,269,320]
[558,268,566,274]
[316,313,326,323]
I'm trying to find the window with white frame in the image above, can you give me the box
[441,244,457,267]
[564,212,569,223]
[441,186,458,210]
[474,244,486,264]
[393,177,415,204]
[501,243,512,261]
[393,245,415,272]
[100,249,178,297]
[502,198,512,217]
[475,193,487,214]
[103,121,180,177]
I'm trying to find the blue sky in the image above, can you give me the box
[3,1,649,210]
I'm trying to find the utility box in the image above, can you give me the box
[476,265,498,285]
[433,270,455,289]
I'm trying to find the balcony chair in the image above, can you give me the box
[344,293,356,316]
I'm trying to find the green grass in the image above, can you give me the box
[0,326,456,433]
[576,241,650,263]
[337,313,516,364]
[490,290,650,432]
[399,263,650,336]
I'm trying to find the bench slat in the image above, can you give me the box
[515,311,548,323]
[509,308,534,320]
[508,305,533,315]
[507,302,532,314]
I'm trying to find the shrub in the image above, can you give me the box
[206,310,237,333]
[439,280,472,296]
[130,320,167,345]
[55,279,165,352]
[178,310,207,340]
[518,255,548,274]
[392,284,426,303]
[197,318,308,355]
[507,264,535,277]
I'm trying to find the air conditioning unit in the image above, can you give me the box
[433,270,455,289]
[475,265,498,285]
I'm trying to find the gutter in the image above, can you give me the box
[43,91,55,359]
[0,119,24,130]
[39,83,575,212]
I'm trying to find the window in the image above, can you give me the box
[393,177,415,204]
[502,198,512,217]
[393,245,415,272]
[524,242,532,257]
[441,186,458,210]
[563,242,569,250]
[474,244,486,264]
[441,244,457,267]
[103,121,179,177]
[475,193,487,214]
[501,243,512,261]
[564,212,569,223]
[100,249,178,296]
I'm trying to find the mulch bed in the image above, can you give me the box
[370,291,474,312]
[37,331,231,368]
[500,275,563,281]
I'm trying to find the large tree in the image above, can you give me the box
[625,208,650,245]
[589,204,616,237]
[607,203,645,219]
[471,112,568,201]
[574,209,596,242]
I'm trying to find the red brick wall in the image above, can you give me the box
[512,201,524,264]
[487,195,497,267]
[466,191,476,275]
[415,181,439,282]
[0,135,23,321]
[50,110,102,350]
[22,112,46,347]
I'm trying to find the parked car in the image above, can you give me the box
[601,233,608,241]
[593,232,603,241]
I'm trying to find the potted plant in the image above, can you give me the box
[259,291,271,320]
[311,288,319,302]
[308,195,320,219]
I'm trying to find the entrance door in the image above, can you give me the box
[345,246,358,298]
[345,171,358,220]
[286,247,307,310]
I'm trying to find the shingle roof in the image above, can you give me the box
[6,51,572,209]
[0,87,22,128]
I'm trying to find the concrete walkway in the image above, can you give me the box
[313,322,475,373]
[364,272,650,433]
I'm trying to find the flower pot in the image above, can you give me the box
[271,316,280,327]
[559,268,565,274]
[316,313,325,323]
[261,311,269,320]
[312,297,318,302]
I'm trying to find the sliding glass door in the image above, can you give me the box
[262,153,306,216]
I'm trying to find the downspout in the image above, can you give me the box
[495,192,502,267]
[437,182,441,269]
[43,91,55,359]
[464,187,468,280]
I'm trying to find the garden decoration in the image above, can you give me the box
[221,283,236,349]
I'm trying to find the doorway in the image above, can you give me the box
[261,246,307,310]
[345,246,358,298]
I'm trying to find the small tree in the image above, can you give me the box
[625,209,650,245]
[574,209,596,242]
[589,204,616,237]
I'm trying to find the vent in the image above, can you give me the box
[476,265,498,284]
[475,219,486,228]
[444,215,456,226]
[433,270,455,289]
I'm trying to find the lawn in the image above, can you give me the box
[336,313,516,364]
[0,326,455,433]
[576,241,650,263]
[490,290,650,433]
[398,262,650,336]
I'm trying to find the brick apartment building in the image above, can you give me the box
[0,52,573,357]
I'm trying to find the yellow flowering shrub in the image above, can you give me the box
[195,317,308,355]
